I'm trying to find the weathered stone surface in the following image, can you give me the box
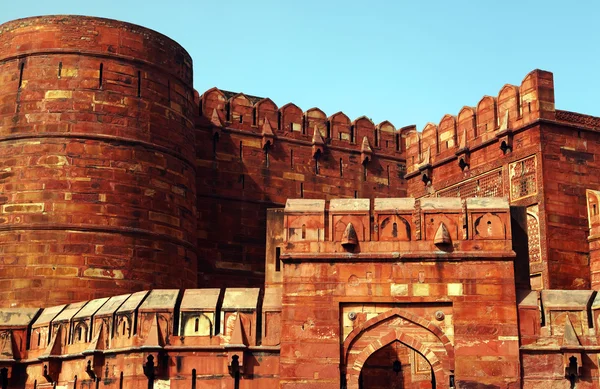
[180,288,221,310]
[373,197,415,211]
[2,13,600,389]
[0,308,40,327]
[0,15,197,308]
[222,288,260,310]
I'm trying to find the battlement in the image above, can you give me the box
[0,287,281,379]
[195,88,410,286]
[556,110,600,130]
[0,15,193,84]
[518,289,600,378]
[404,69,555,178]
[199,87,414,157]
[280,197,513,259]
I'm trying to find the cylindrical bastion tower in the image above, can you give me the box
[0,16,197,307]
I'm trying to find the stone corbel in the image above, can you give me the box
[417,148,432,185]
[360,136,373,165]
[262,118,275,149]
[455,130,470,171]
[210,108,223,140]
[496,111,512,154]
[312,125,325,158]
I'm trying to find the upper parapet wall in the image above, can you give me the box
[0,15,193,85]
[404,69,555,176]
[556,110,600,130]
[199,87,414,157]
[281,197,514,259]
[0,287,280,369]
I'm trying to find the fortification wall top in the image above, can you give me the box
[517,289,600,356]
[404,69,555,177]
[0,286,277,372]
[281,197,513,259]
[199,87,411,158]
[0,15,193,85]
[556,110,600,130]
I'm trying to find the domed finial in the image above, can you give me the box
[210,108,223,139]
[458,129,467,150]
[210,108,223,127]
[341,222,358,249]
[361,136,372,164]
[262,118,275,148]
[312,125,325,157]
[312,125,325,145]
[434,222,451,246]
[418,147,431,168]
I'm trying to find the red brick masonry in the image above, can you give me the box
[1,14,600,389]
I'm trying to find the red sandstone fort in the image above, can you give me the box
[1,14,600,389]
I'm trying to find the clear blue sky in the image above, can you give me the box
[1,0,599,130]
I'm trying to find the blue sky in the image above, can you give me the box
[1,0,599,129]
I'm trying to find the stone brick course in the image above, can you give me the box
[0,16,196,307]
[3,13,600,389]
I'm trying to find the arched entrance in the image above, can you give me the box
[343,309,454,389]
[358,340,435,389]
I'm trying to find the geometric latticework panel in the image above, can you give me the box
[527,213,541,263]
[510,155,537,201]
[437,169,503,199]
[412,350,433,376]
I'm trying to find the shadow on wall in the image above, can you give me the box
[196,111,404,288]
[456,382,500,389]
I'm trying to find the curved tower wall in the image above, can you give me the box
[0,16,197,307]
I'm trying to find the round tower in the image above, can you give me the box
[0,16,197,307]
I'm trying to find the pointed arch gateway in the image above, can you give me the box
[343,308,454,389]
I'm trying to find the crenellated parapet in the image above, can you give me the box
[587,189,600,290]
[0,308,40,378]
[404,69,555,182]
[199,87,407,157]
[518,289,600,381]
[0,287,280,384]
[195,88,410,287]
[0,15,198,307]
[280,197,513,260]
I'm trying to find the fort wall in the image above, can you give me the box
[0,16,198,307]
[0,13,596,302]
[0,287,281,388]
[401,70,595,290]
[3,13,600,389]
[195,88,409,286]
[539,120,600,289]
[278,198,520,389]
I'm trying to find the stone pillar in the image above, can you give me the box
[586,190,600,289]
